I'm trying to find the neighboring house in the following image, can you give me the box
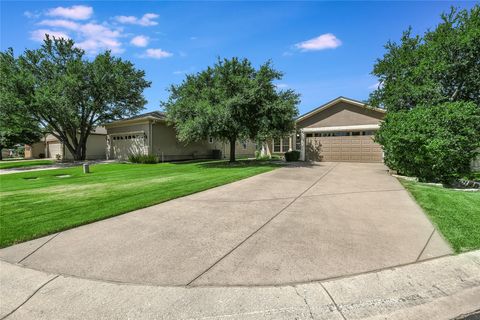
[269,97,386,163]
[104,111,256,161]
[24,127,108,160]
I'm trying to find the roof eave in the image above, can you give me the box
[296,97,386,123]
[104,116,165,128]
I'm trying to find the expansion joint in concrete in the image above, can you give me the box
[320,283,348,320]
[416,229,436,262]
[18,233,61,264]
[294,286,314,320]
[186,163,338,286]
[0,275,59,320]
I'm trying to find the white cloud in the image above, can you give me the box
[30,29,70,42]
[275,83,289,89]
[38,19,80,30]
[130,35,149,47]
[115,13,159,26]
[47,5,93,20]
[24,11,41,19]
[142,48,173,59]
[295,33,342,51]
[75,23,123,54]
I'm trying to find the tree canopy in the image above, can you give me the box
[162,57,299,162]
[0,36,151,160]
[369,5,480,111]
[370,5,480,182]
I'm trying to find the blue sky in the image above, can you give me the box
[1,1,476,115]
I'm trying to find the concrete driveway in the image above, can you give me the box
[0,162,452,286]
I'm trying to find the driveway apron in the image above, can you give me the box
[0,162,452,286]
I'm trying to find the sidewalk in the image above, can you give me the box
[1,250,479,320]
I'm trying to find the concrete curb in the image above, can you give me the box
[1,250,479,320]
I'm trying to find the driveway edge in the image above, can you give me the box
[1,250,479,320]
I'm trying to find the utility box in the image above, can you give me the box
[83,163,90,174]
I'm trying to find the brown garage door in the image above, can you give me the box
[306,135,383,162]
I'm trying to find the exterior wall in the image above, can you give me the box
[64,134,107,160]
[218,140,257,159]
[25,142,46,159]
[296,102,384,129]
[152,122,214,161]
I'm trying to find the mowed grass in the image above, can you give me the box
[399,179,480,253]
[0,159,54,169]
[0,160,279,247]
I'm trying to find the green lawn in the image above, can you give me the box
[0,159,55,169]
[399,179,480,253]
[0,160,278,247]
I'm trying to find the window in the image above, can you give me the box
[306,133,313,137]
[281,138,289,151]
[242,141,247,150]
[352,131,360,136]
[295,132,301,150]
[273,139,281,153]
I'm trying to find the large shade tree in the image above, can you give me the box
[0,51,43,160]
[0,112,42,160]
[0,36,151,160]
[369,6,480,182]
[369,5,480,111]
[162,57,299,162]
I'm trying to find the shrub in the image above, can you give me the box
[375,102,480,183]
[284,150,300,162]
[128,153,158,164]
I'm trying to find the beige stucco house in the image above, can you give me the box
[268,97,386,162]
[104,112,256,161]
[25,127,107,160]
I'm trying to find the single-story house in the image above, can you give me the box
[25,127,107,160]
[105,97,385,162]
[104,112,256,161]
[269,96,386,162]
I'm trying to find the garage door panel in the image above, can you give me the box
[112,135,147,160]
[47,143,62,159]
[306,134,383,163]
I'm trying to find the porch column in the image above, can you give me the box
[288,135,293,151]
[300,130,306,161]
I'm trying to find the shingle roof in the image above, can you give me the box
[123,111,166,121]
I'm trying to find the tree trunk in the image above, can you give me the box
[0,146,3,161]
[229,137,236,162]
[261,142,271,158]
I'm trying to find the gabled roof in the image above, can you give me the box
[105,111,166,127]
[123,111,166,121]
[296,96,386,123]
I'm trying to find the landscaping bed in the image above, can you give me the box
[0,160,279,247]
